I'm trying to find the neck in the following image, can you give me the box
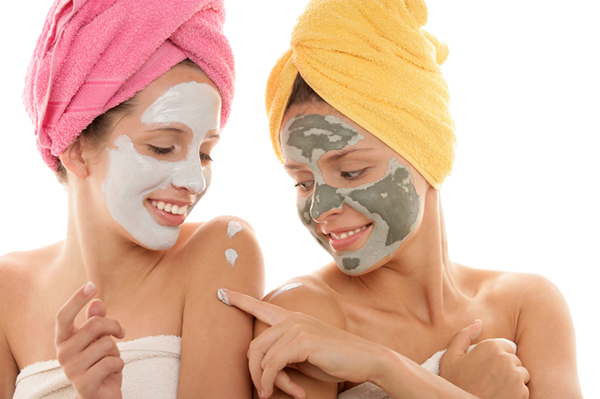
[57,184,166,301]
[355,188,464,325]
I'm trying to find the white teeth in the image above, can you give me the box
[330,225,368,240]
[151,201,188,216]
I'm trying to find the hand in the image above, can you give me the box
[218,288,389,399]
[440,320,530,399]
[55,282,126,399]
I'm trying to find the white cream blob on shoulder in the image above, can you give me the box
[102,82,221,250]
[225,249,238,266]
[268,283,303,302]
[227,220,243,238]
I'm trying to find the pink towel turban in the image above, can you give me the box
[24,0,235,171]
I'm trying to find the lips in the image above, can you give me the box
[324,223,373,252]
[147,199,190,226]
[150,200,188,215]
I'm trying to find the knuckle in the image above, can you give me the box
[86,316,103,334]
[55,307,69,326]
[99,335,115,352]
[248,338,261,354]
[56,347,68,365]
[114,356,125,372]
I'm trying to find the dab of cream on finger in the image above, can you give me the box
[217,288,231,305]
[225,248,238,266]
[227,220,242,238]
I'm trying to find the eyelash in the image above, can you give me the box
[294,181,314,191]
[148,146,213,163]
[341,168,367,180]
[148,145,175,155]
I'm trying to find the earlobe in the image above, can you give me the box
[59,139,89,179]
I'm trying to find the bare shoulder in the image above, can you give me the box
[0,245,60,309]
[459,264,570,337]
[0,245,62,391]
[463,265,564,307]
[263,269,346,329]
[177,216,264,300]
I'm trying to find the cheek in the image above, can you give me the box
[347,162,421,246]
[297,196,314,227]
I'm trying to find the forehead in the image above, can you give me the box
[282,103,400,165]
[284,114,364,159]
[132,64,221,115]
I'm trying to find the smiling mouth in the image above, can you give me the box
[329,225,369,240]
[150,200,189,215]
[324,223,373,252]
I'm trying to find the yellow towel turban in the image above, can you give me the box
[266,0,455,189]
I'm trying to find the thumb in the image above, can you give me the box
[445,319,483,359]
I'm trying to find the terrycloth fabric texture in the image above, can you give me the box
[266,0,455,189]
[13,335,181,399]
[24,0,235,171]
[337,339,518,399]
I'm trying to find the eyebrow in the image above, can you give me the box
[147,127,220,140]
[322,147,375,163]
[283,161,307,171]
[147,127,186,135]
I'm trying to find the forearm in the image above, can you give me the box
[371,348,479,399]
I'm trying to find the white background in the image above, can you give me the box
[1,0,598,396]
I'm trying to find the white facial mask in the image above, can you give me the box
[102,81,221,250]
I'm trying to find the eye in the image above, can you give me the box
[200,152,213,164]
[148,145,175,155]
[341,168,367,180]
[294,181,314,191]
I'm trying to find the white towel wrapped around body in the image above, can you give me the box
[13,335,181,399]
[338,339,517,399]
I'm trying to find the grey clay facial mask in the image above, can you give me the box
[282,114,420,275]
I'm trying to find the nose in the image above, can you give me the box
[171,155,206,194]
[310,182,345,222]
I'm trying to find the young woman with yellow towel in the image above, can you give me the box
[219,0,582,398]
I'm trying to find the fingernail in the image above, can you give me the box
[217,288,231,306]
[83,282,96,296]
[122,328,126,337]
[471,319,480,326]
[258,390,264,398]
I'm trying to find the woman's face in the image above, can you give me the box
[280,102,429,275]
[97,64,222,250]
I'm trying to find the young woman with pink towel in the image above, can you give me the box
[0,0,263,397]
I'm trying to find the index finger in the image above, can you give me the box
[55,282,97,343]
[217,288,291,326]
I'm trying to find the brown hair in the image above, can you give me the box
[56,100,134,184]
[285,73,325,114]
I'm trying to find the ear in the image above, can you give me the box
[59,139,89,179]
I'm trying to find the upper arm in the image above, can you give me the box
[0,260,19,397]
[252,280,341,399]
[177,217,265,398]
[0,337,17,398]
[513,274,582,399]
